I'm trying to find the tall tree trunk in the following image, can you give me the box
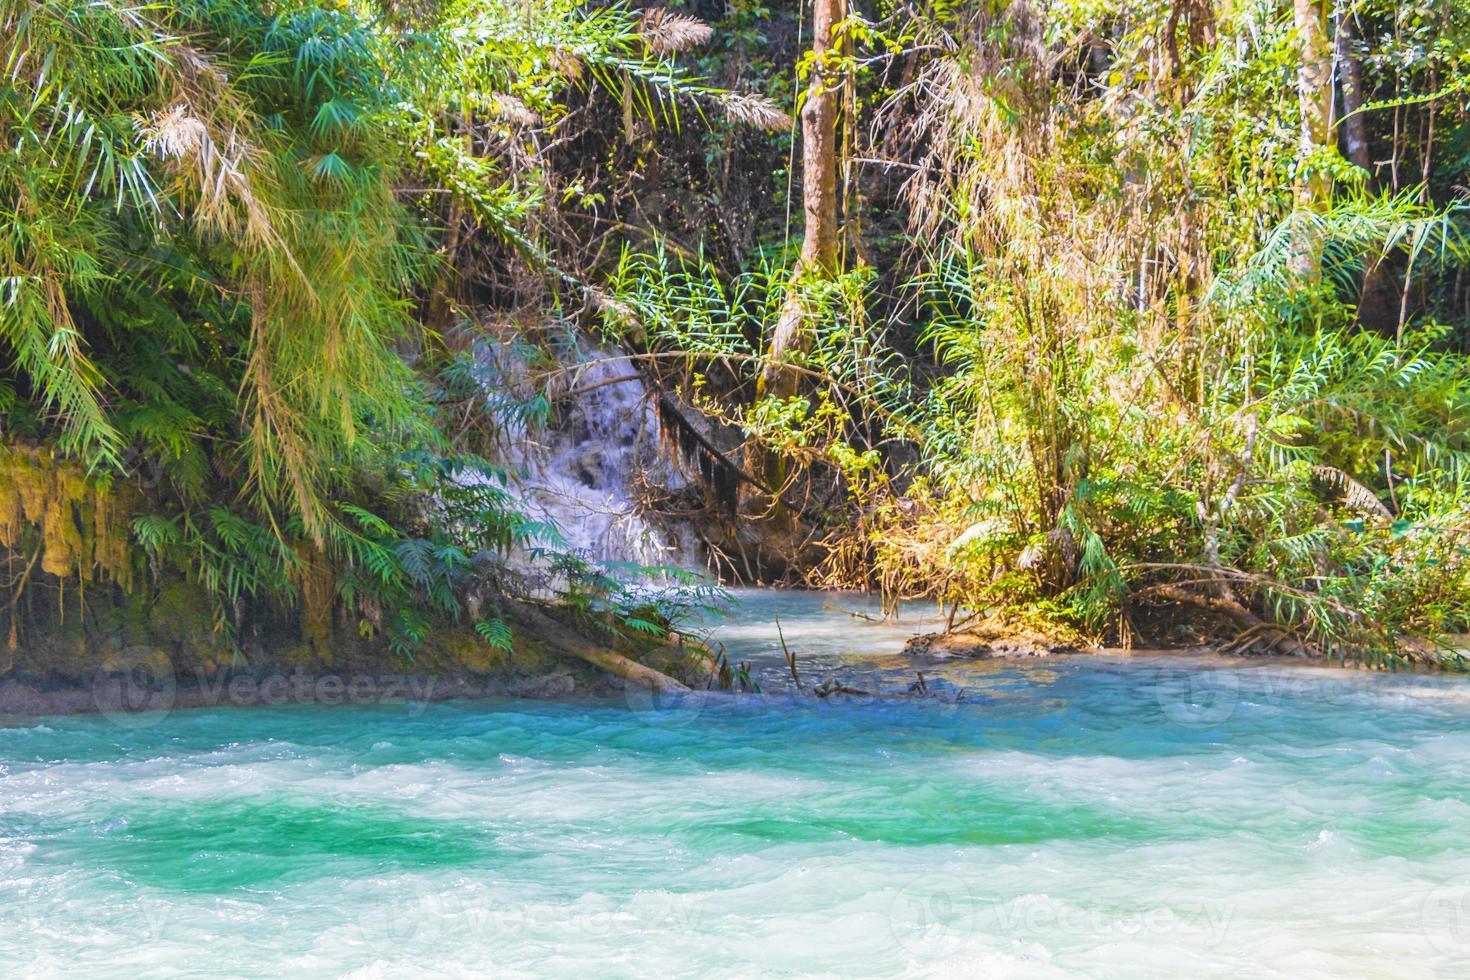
[1294,0,1334,203]
[741,0,843,529]
[1335,9,1391,327]
[1336,12,1370,170]
[1289,0,1336,276]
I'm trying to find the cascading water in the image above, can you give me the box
[481,333,701,576]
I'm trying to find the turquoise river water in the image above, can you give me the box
[2,590,1469,977]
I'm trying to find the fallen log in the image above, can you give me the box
[509,603,691,694]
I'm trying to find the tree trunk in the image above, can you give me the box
[1294,0,1334,203]
[1335,11,1392,327]
[511,604,691,694]
[1288,0,1336,276]
[798,0,843,279]
[1336,12,1370,170]
[741,0,843,529]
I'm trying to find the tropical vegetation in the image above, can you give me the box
[1,0,1467,675]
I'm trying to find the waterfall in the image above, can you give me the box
[481,333,700,578]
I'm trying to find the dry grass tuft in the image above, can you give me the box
[638,9,713,54]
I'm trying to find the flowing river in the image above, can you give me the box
[2,590,1469,977]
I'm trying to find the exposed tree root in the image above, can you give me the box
[1144,584,1317,658]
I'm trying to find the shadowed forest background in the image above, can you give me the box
[1,0,1468,685]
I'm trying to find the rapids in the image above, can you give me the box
[2,591,1468,977]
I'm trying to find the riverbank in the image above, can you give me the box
[2,589,1463,720]
[0,664,605,719]
[0,647,1401,721]
[0,594,709,719]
